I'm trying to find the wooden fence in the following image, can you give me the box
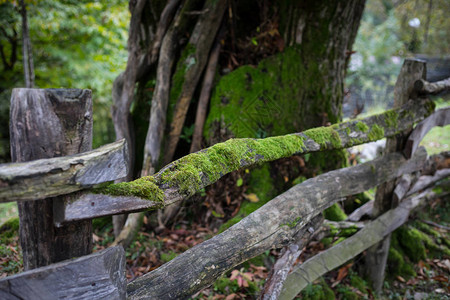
[0,59,449,299]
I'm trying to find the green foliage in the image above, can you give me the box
[301,280,335,300]
[323,203,348,222]
[0,217,19,244]
[395,226,427,262]
[160,251,178,263]
[0,1,129,152]
[346,6,405,109]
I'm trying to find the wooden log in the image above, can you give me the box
[366,58,426,293]
[61,99,433,222]
[9,88,93,270]
[323,220,365,230]
[126,149,427,299]
[0,139,128,202]
[404,107,450,159]
[346,200,373,222]
[259,215,323,300]
[0,246,126,300]
[406,169,450,196]
[392,174,412,207]
[414,77,450,95]
[279,189,435,300]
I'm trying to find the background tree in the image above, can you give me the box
[110,0,366,239]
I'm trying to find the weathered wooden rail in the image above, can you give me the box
[0,59,449,299]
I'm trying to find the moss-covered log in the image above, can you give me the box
[125,148,427,299]
[58,99,433,221]
[279,189,436,300]
[0,139,128,202]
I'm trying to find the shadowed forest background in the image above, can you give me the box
[0,0,449,299]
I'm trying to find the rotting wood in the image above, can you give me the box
[414,77,450,95]
[10,88,93,270]
[61,99,432,221]
[0,139,128,202]
[404,107,450,159]
[0,246,126,300]
[125,149,427,299]
[259,215,323,300]
[279,189,435,300]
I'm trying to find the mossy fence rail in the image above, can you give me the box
[0,59,449,299]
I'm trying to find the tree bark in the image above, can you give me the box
[9,88,93,270]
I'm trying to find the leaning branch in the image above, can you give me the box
[404,107,450,158]
[125,149,427,299]
[279,189,435,300]
[415,77,450,95]
[0,140,128,202]
[59,99,433,221]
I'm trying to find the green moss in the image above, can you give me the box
[356,121,369,133]
[324,203,347,221]
[0,217,19,243]
[424,100,436,115]
[413,227,450,258]
[282,216,302,228]
[301,280,335,300]
[384,109,399,129]
[304,126,342,150]
[168,43,197,119]
[340,226,358,237]
[395,226,426,262]
[213,277,240,294]
[321,237,333,247]
[160,251,178,263]
[413,221,440,238]
[247,164,276,204]
[387,247,416,279]
[292,176,307,185]
[336,286,358,300]
[349,274,367,293]
[367,124,385,141]
[160,134,305,196]
[95,176,164,205]
[332,237,346,246]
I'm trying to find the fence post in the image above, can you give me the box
[10,88,93,270]
[365,59,426,292]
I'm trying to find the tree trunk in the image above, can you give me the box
[10,88,93,270]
